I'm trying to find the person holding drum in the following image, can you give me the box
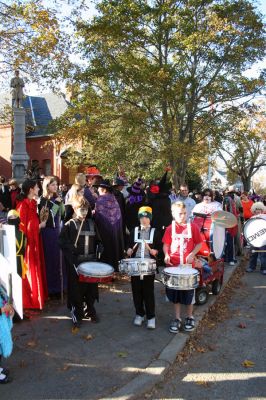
[245,202,266,275]
[192,188,222,215]
[58,197,102,327]
[126,206,162,329]
[162,202,202,333]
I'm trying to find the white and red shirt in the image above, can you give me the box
[162,221,202,266]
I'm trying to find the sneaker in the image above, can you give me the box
[229,262,235,266]
[169,318,182,333]
[133,315,144,326]
[147,318,155,329]
[184,317,195,332]
[72,320,82,328]
[261,270,266,275]
[246,268,255,273]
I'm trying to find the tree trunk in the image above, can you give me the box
[170,156,187,189]
[242,176,251,192]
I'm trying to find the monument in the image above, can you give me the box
[10,70,29,182]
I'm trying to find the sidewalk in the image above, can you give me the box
[1,262,240,400]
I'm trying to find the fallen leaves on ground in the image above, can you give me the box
[71,326,79,334]
[242,360,255,368]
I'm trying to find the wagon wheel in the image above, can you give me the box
[212,279,222,295]
[195,288,209,305]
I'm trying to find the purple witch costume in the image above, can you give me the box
[38,196,66,295]
[95,193,124,271]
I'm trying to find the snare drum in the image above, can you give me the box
[193,215,225,259]
[119,258,157,276]
[161,266,199,290]
[77,262,114,283]
[243,214,266,248]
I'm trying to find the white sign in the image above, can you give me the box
[0,225,23,318]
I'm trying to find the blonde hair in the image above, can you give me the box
[67,184,83,204]
[72,197,90,210]
[171,201,186,211]
[42,176,58,198]
[75,173,86,186]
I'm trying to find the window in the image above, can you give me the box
[43,159,51,176]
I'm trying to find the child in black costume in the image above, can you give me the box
[58,197,102,327]
[126,206,161,329]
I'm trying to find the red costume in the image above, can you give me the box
[17,198,48,309]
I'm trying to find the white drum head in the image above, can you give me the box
[164,266,196,275]
[78,262,114,276]
[211,224,226,259]
[244,216,266,247]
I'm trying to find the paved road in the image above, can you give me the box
[0,263,241,400]
[142,268,266,400]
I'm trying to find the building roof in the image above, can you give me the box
[0,92,69,138]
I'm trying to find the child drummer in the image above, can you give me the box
[126,206,162,329]
[58,197,102,327]
[162,201,202,333]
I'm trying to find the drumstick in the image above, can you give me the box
[74,219,84,248]
[251,250,266,253]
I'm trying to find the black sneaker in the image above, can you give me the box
[184,317,195,332]
[169,318,182,333]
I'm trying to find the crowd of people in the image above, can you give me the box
[0,167,265,383]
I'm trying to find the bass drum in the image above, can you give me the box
[193,215,225,259]
[243,214,266,248]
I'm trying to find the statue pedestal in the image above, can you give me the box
[10,108,29,182]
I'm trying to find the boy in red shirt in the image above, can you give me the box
[162,201,202,333]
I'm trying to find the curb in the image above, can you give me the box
[100,261,240,400]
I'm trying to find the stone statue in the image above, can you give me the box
[10,70,25,108]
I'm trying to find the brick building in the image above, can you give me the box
[0,92,81,184]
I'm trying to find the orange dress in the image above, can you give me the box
[17,198,48,309]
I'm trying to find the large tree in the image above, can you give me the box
[213,104,266,191]
[55,0,265,185]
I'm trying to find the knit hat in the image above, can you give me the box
[138,206,152,220]
[127,178,144,195]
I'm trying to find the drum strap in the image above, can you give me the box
[134,227,155,259]
[79,220,95,255]
[171,221,192,265]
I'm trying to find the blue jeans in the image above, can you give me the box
[249,245,266,271]
[224,232,235,263]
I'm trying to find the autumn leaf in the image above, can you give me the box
[117,352,128,358]
[242,360,255,368]
[83,334,93,341]
[27,340,37,348]
[196,347,207,353]
[71,326,79,334]
[195,381,210,387]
